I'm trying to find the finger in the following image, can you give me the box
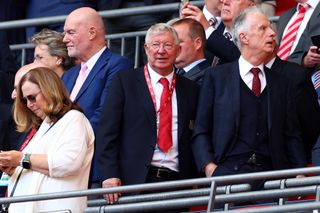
[108,193,115,204]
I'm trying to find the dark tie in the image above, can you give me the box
[251,67,261,97]
[224,32,232,41]
[176,68,185,75]
[209,17,218,28]
[158,78,172,152]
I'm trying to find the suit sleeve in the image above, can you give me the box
[89,56,133,130]
[192,69,216,172]
[206,30,240,63]
[285,79,307,168]
[96,73,124,181]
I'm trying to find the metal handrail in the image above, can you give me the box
[0,167,319,205]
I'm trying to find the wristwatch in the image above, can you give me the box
[21,153,31,169]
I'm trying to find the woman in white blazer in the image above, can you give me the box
[0,67,94,213]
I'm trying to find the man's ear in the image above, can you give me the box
[239,32,249,45]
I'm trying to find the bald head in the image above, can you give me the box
[67,7,105,33]
[11,63,42,100]
[63,7,106,62]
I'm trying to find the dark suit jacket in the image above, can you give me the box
[192,61,306,172]
[271,57,320,161]
[62,48,133,131]
[277,2,320,68]
[96,67,199,186]
[206,23,240,64]
[182,59,210,85]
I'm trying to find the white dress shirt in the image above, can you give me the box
[239,56,267,93]
[147,64,179,172]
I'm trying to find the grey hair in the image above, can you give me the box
[232,6,264,49]
[145,23,180,45]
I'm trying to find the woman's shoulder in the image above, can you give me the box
[62,110,87,122]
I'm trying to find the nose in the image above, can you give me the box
[11,90,16,100]
[222,0,230,5]
[268,26,276,38]
[62,33,68,43]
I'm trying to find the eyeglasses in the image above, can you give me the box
[21,91,41,105]
[148,42,175,51]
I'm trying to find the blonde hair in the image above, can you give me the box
[14,67,82,132]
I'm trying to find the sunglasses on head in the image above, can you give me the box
[21,91,41,105]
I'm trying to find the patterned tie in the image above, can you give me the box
[224,31,232,41]
[157,78,172,152]
[277,3,310,60]
[312,70,320,100]
[251,67,261,97]
[209,17,218,28]
[70,63,88,101]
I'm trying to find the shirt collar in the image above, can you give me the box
[297,0,319,10]
[239,56,265,76]
[147,63,174,85]
[84,46,106,71]
[183,59,206,72]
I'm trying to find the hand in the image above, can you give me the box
[102,178,122,204]
[204,162,218,177]
[180,4,210,30]
[302,46,320,68]
[0,166,16,176]
[0,151,23,168]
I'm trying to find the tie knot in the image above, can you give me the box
[251,67,260,76]
[299,3,310,13]
[159,77,169,87]
[224,32,232,40]
[209,17,217,28]
[80,64,88,74]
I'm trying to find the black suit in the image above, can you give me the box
[192,61,306,174]
[96,68,199,187]
[271,57,320,161]
[180,59,210,85]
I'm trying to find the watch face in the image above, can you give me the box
[22,154,31,169]
[22,160,31,169]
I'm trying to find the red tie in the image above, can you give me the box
[251,67,261,97]
[158,78,172,152]
[277,3,310,60]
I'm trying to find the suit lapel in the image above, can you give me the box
[265,66,276,131]
[228,62,241,129]
[136,68,157,128]
[75,49,111,101]
[175,76,187,142]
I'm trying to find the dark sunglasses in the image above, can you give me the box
[21,91,41,105]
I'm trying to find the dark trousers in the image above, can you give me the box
[142,166,187,213]
[212,153,274,206]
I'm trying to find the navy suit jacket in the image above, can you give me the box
[181,59,210,85]
[192,61,306,172]
[277,2,320,68]
[96,67,199,186]
[62,48,133,131]
[206,23,240,64]
[271,57,320,159]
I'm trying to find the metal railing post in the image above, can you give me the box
[207,180,217,212]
